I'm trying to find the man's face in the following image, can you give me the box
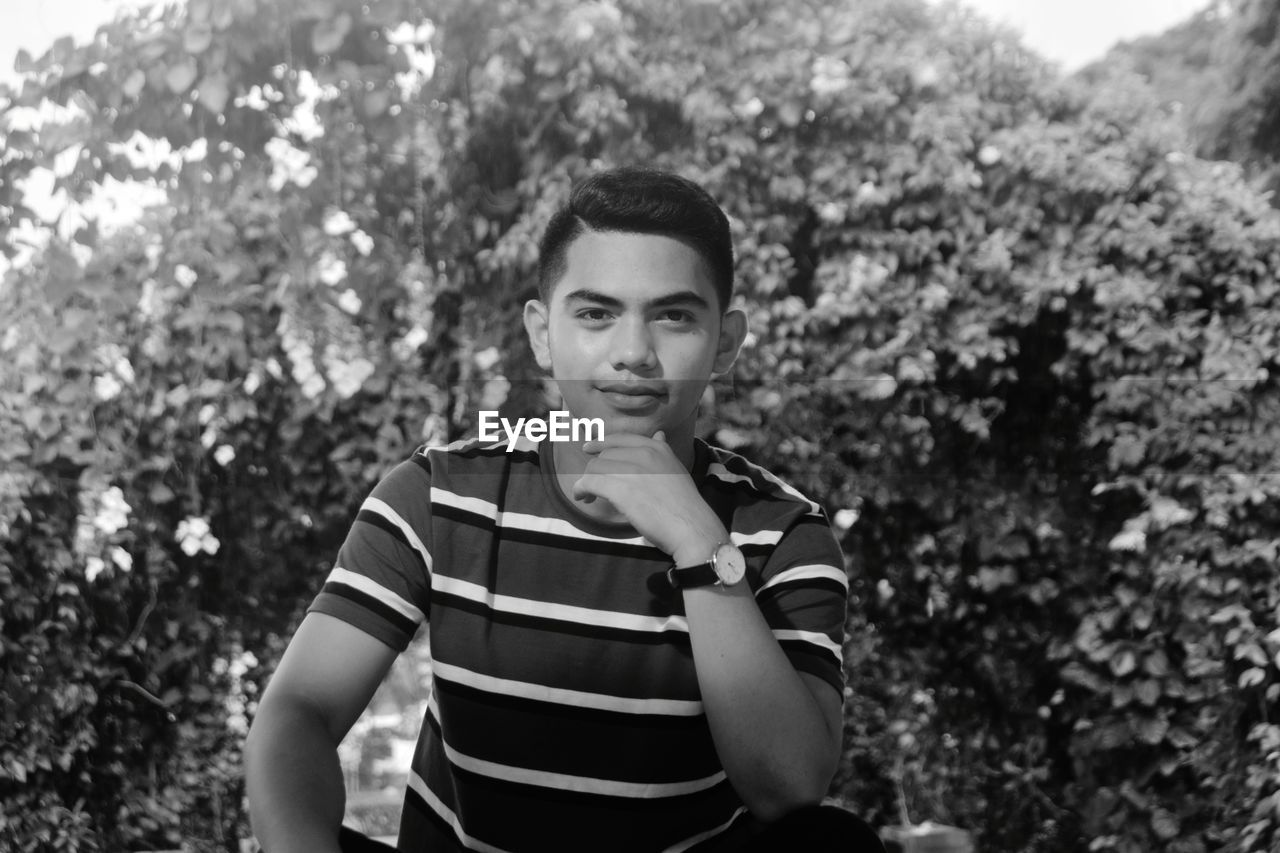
[524,230,743,443]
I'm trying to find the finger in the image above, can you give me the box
[571,474,594,502]
[653,430,666,443]
[572,473,619,503]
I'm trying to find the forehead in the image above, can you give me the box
[554,230,716,305]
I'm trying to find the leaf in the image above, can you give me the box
[122,68,147,98]
[363,89,391,118]
[73,221,99,249]
[856,374,897,401]
[1061,662,1107,693]
[212,3,236,30]
[184,22,214,54]
[976,565,1017,592]
[1235,642,1268,667]
[1138,715,1168,744]
[1135,679,1160,706]
[1142,649,1169,677]
[1095,722,1130,750]
[1110,648,1137,677]
[1108,434,1146,470]
[51,35,75,64]
[1150,809,1180,841]
[166,58,199,94]
[1208,604,1249,624]
[1239,667,1266,688]
[197,73,230,114]
[312,13,352,55]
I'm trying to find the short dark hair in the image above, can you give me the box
[536,167,734,310]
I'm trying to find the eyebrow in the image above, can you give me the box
[562,288,712,311]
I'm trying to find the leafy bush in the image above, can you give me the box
[2,1,1278,851]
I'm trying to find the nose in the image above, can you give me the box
[609,315,658,372]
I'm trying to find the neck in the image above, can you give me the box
[552,428,698,522]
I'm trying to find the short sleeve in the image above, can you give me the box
[754,508,849,698]
[307,451,434,651]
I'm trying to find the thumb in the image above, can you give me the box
[572,475,597,504]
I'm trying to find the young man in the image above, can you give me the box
[245,168,884,852]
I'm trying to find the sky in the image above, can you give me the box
[0,0,144,83]
[1,0,1214,81]
[950,0,1212,70]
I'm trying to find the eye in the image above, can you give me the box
[576,308,612,323]
[657,309,695,323]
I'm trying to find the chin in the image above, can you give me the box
[598,414,665,437]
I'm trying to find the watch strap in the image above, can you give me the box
[666,561,720,589]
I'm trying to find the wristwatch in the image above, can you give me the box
[666,541,747,589]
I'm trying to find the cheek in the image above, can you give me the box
[667,337,717,374]
[546,330,596,373]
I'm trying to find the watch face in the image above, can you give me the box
[714,543,746,585]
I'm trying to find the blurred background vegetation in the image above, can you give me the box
[1,0,1279,850]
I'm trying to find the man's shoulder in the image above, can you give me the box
[373,435,545,523]
[410,434,541,470]
[701,441,826,519]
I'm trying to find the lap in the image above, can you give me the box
[335,805,886,853]
[737,805,886,853]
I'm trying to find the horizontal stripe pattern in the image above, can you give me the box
[773,628,843,662]
[432,659,705,717]
[706,459,823,516]
[433,573,691,635]
[433,487,653,546]
[411,732,749,853]
[328,566,426,625]
[407,772,515,853]
[757,562,849,595]
[667,806,751,853]
[362,495,432,572]
[432,697,727,798]
[309,435,848,852]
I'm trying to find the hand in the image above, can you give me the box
[574,431,727,563]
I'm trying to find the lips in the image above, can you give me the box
[596,383,667,397]
[596,382,667,411]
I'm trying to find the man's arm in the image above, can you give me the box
[681,570,842,822]
[245,612,399,853]
[574,433,843,821]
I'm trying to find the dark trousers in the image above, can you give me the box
[738,805,886,852]
[338,805,886,852]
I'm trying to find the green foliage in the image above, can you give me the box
[1092,0,1280,200]
[1202,0,1280,174]
[2,1,1279,851]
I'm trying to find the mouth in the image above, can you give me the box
[595,383,667,410]
[596,383,667,397]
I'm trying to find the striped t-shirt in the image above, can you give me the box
[309,435,849,853]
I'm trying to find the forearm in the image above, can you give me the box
[683,580,839,821]
[571,434,841,818]
[244,697,348,853]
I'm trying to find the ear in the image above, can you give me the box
[523,298,553,371]
[712,308,748,376]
